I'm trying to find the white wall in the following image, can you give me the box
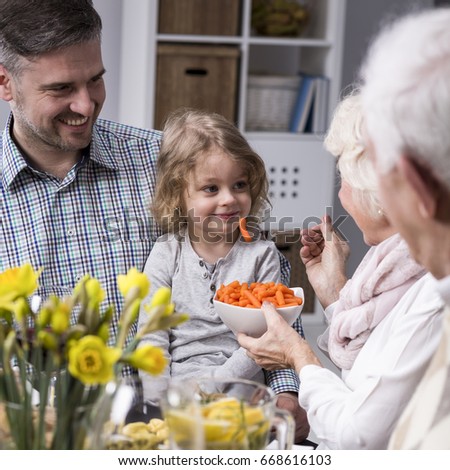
[0,87,8,125]
[92,0,124,121]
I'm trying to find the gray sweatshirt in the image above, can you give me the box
[138,231,281,403]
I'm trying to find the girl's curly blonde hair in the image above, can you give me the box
[152,108,270,233]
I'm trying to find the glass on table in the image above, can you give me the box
[160,377,295,450]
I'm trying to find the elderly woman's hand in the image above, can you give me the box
[237,302,322,373]
[300,215,350,308]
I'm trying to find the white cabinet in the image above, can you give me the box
[119,0,347,322]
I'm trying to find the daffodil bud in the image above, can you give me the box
[13,297,30,323]
[118,268,150,299]
[150,287,171,308]
[97,321,110,343]
[38,330,58,350]
[36,306,51,327]
[164,303,175,316]
[85,278,105,306]
[126,345,167,376]
[50,302,70,334]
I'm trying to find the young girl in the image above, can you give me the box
[137,108,283,403]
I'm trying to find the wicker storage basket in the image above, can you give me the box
[154,44,240,130]
[246,75,301,131]
[158,0,241,36]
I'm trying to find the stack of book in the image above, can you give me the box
[289,73,330,134]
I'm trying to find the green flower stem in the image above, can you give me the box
[52,374,101,449]
[116,287,141,350]
[7,348,33,449]
[52,368,73,449]
[35,352,55,449]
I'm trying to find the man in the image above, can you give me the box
[360,7,450,449]
[0,0,162,359]
[0,0,308,442]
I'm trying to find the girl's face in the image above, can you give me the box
[183,150,252,243]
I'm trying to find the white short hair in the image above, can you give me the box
[360,8,450,189]
[324,90,380,217]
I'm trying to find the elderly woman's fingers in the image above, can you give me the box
[322,215,346,243]
[301,224,324,244]
[238,302,321,372]
[236,303,284,350]
[261,300,284,326]
[300,241,322,259]
[237,303,296,370]
[322,216,351,259]
[236,331,255,351]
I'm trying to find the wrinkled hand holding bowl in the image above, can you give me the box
[214,287,304,338]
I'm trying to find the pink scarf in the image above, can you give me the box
[318,233,426,370]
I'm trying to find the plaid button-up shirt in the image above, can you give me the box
[1,116,162,350]
[0,114,300,393]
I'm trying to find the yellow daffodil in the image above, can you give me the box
[37,295,71,335]
[117,268,150,299]
[150,287,170,307]
[36,305,51,328]
[68,335,122,385]
[126,344,167,376]
[50,300,71,335]
[0,263,41,300]
[149,286,174,316]
[85,278,105,307]
[13,297,30,323]
[37,330,58,350]
[97,321,110,343]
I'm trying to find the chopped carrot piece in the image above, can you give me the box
[275,290,286,306]
[239,218,252,242]
[215,281,303,309]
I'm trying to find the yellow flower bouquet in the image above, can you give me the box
[0,264,187,449]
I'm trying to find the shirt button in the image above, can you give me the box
[202,272,208,279]
[67,227,75,236]
[75,274,83,282]
[210,284,216,291]
[210,298,214,304]
[199,261,204,267]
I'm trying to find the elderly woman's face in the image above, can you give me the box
[338,179,388,246]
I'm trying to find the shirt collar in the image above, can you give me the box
[1,114,119,189]
[90,122,120,171]
[433,274,450,306]
[2,114,29,188]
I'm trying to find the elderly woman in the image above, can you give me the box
[238,91,445,449]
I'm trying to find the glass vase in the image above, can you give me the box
[86,377,167,450]
[0,371,105,450]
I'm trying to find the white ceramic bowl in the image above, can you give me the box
[214,287,304,338]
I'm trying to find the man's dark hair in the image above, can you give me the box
[0,0,102,76]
